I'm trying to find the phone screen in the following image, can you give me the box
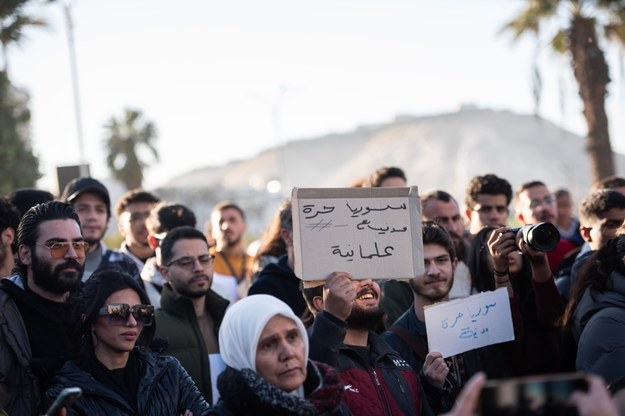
[479,373,588,416]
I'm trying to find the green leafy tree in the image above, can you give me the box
[0,70,40,194]
[503,0,624,182]
[103,108,159,190]
[0,0,47,76]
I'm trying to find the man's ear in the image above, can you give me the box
[516,212,525,224]
[18,244,32,266]
[452,257,459,271]
[312,295,324,312]
[580,226,592,242]
[1,227,15,247]
[159,265,171,282]
[464,208,473,223]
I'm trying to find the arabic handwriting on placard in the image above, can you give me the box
[356,219,397,234]
[331,245,354,262]
[358,242,395,259]
[305,220,333,231]
[439,301,499,340]
[345,202,408,218]
[302,204,336,219]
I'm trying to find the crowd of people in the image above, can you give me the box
[1,167,625,415]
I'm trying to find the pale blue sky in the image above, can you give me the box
[9,0,625,191]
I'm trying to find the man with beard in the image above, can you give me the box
[464,174,513,234]
[304,273,443,415]
[0,201,86,415]
[515,181,577,273]
[62,177,141,282]
[155,226,229,404]
[380,190,472,327]
[382,222,508,413]
[209,201,251,303]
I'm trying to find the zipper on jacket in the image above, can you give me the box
[371,369,392,416]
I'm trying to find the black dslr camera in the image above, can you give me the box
[507,222,560,252]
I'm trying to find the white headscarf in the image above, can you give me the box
[218,294,309,372]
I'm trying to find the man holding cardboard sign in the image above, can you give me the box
[303,272,442,416]
[383,222,509,414]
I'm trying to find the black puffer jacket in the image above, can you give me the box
[208,360,349,416]
[45,347,209,416]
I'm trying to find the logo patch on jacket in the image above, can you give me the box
[344,385,359,393]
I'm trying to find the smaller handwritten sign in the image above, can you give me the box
[424,288,514,358]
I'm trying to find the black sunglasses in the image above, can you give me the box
[97,303,154,326]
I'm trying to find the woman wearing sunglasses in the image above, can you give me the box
[45,268,209,415]
[207,294,348,416]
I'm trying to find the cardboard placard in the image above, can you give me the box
[292,187,423,281]
[424,288,514,358]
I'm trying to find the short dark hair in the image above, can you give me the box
[211,200,246,222]
[160,226,208,266]
[421,190,456,212]
[465,174,512,210]
[368,166,406,187]
[7,188,54,219]
[114,189,160,217]
[146,202,196,235]
[515,180,546,200]
[593,175,625,192]
[579,190,625,225]
[422,221,456,260]
[554,188,571,200]
[16,201,81,276]
[71,268,154,355]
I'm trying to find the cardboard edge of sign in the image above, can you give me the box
[291,186,425,281]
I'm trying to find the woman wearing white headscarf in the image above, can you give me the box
[208,294,348,416]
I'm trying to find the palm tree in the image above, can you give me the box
[502,0,622,182]
[0,0,47,76]
[103,108,159,190]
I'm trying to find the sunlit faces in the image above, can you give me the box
[72,193,109,245]
[162,238,213,299]
[517,185,557,225]
[211,207,247,248]
[585,207,625,250]
[422,199,465,244]
[255,315,307,393]
[470,194,509,230]
[92,288,144,357]
[27,219,85,294]
[409,243,456,302]
[346,279,384,330]
[119,202,155,247]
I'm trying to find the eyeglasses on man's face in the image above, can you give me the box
[97,303,154,326]
[36,241,89,259]
[529,196,555,210]
[166,254,214,270]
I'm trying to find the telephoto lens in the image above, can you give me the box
[507,222,560,252]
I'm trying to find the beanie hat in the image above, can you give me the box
[218,294,309,372]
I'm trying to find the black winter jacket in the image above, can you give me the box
[248,254,308,318]
[154,283,229,404]
[208,360,348,416]
[45,347,210,416]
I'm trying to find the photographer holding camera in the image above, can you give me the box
[468,222,564,376]
[515,181,578,274]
